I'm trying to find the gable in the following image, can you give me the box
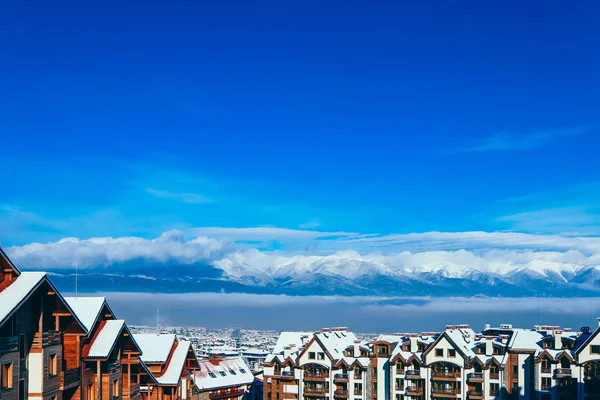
[577,326,600,364]
[297,337,331,366]
[0,247,20,283]
[423,334,466,367]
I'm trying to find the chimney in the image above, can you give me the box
[554,331,562,350]
[409,336,418,352]
[485,337,493,356]
[354,341,360,356]
[483,324,491,331]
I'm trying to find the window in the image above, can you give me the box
[475,346,484,354]
[318,352,325,360]
[219,371,227,376]
[209,372,217,378]
[354,383,362,393]
[309,352,316,360]
[354,369,361,379]
[489,383,499,395]
[417,343,425,352]
[373,367,377,376]
[447,349,456,358]
[112,379,119,399]
[395,378,403,389]
[541,377,551,389]
[239,368,246,373]
[2,363,13,389]
[48,354,58,376]
[592,345,600,354]
[435,349,443,357]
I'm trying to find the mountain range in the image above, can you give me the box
[28,254,600,297]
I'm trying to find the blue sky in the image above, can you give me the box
[1,0,600,248]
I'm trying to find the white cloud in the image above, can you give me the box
[146,188,212,204]
[6,228,600,286]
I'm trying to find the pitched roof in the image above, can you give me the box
[0,247,20,276]
[0,272,46,326]
[155,341,194,385]
[194,357,254,391]
[85,320,126,358]
[64,296,107,333]
[273,332,313,354]
[134,334,177,363]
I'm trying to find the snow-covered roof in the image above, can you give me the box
[86,320,126,358]
[194,357,254,391]
[509,329,544,353]
[155,341,193,385]
[0,272,46,326]
[64,296,106,333]
[315,330,358,358]
[134,333,177,363]
[273,332,313,354]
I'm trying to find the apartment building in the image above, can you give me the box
[0,247,200,400]
[264,322,600,400]
[263,328,373,400]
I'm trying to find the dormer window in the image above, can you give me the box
[208,372,217,378]
[219,371,227,377]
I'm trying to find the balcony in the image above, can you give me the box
[59,367,81,390]
[334,373,348,383]
[405,370,421,379]
[33,331,61,348]
[467,390,484,399]
[489,372,499,380]
[432,370,461,380]
[354,389,363,396]
[541,384,551,391]
[0,336,18,354]
[467,372,483,382]
[541,366,551,374]
[334,390,348,398]
[303,387,326,397]
[209,388,245,400]
[432,386,460,395]
[555,368,572,378]
[406,386,424,395]
[304,372,329,381]
[129,384,141,399]
[490,390,499,397]
[281,371,295,380]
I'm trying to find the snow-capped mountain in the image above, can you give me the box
[37,252,600,297]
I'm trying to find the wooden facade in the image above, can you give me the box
[0,248,197,400]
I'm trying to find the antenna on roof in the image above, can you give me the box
[75,260,79,298]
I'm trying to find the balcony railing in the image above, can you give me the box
[541,367,551,374]
[490,390,499,397]
[354,389,363,395]
[334,373,348,382]
[541,384,551,391]
[303,387,326,397]
[405,370,421,379]
[489,372,499,380]
[432,370,460,379]
[467,390,484,399]
[129,384,141,399]
[59,368,81,390]
[432,387,460,395]
[281,371,295,380]
[406,386,424,395]
[334,390,348,398]
[511,372,518,379]
[304,372,329,380]
[33,331,61,348]
[209,388,245,400]
[467,372,483,382]
[555,368,572,378]
[0,336,18,354]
